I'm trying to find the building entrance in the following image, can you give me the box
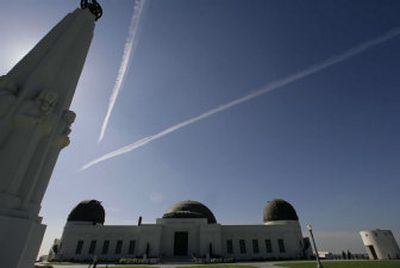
[174,232,188,256]
[367,245,378,260]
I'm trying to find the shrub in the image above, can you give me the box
[193,257,235,264]
[119,258,160,264]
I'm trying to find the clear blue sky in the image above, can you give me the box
[1,0,399,256]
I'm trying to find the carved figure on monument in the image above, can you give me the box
[38,91,58,115]
[63,110,76,129]
[53,110,76,148]
[17,91,59,122]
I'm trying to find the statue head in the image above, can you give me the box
[37,91,58,114]
[63,110,76,126]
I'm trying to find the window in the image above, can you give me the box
[102,240,110,254]
[128,240,136,254]
[75,240,84,255]
[226,240,233,254]
[265,239,272,253]
[252,239,259,254]
[115,240,123,254]
[239,239,246,254]
[278,239,286,253]
[146,242,150,255]
[88,240,97,254]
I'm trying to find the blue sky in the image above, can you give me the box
[1,0,400,256]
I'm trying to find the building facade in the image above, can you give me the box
[53,199,311,262]
[360,229,400,260]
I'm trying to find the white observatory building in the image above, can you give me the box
[360,229,400,260]
[52,199,311,262]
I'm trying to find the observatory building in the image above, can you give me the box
[52,199,311,262]
[360,229,400,260]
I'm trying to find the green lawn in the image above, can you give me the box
[112,266,159,268]
[181,265,257,268]
[276,260,400,268]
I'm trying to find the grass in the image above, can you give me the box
[112,266,159,268]
[181,265,258,268]
[276,260,400,268]
[111,266,159,268]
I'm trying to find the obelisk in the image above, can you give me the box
[0,1,102,267]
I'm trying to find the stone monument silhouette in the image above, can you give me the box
[0,1,102,267]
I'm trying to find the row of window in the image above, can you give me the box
[75,238,286,256]
[226,239,285,254]
[75,240,136,255]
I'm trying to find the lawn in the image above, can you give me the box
[112,266,159,268]
[181,265,257,268]
[276,260,400,268]
[112,266,258,268]
[110,264,159,268]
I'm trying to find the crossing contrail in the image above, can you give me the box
[82,26,400,170]
[98,0,146,143]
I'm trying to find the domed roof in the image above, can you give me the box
[67,200,105,224]
[263,199,298,222]
[162,200,217,224]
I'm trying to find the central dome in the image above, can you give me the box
[263,199,299,222]
[162,200,217,224]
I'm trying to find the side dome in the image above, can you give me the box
[162,200,217,224]
[263,199,298,223]
[67,200,105,224]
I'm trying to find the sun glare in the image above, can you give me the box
[0,41,35,74]
[9,44,34,65]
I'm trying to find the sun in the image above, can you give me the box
[0,39,36,74]
[9,43,34,66]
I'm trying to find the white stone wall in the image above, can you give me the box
[200,223,223,257]
[56,218,305,261]
[57,222,162,261]
[221,221,304,260]
[360,230,400,260]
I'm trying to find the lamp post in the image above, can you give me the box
[307,224,323,268]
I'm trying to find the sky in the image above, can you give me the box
[0,0,399,256]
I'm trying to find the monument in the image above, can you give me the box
[0,1,102,267]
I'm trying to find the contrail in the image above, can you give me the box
[98,0,146,143]
[82,26,400,170]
